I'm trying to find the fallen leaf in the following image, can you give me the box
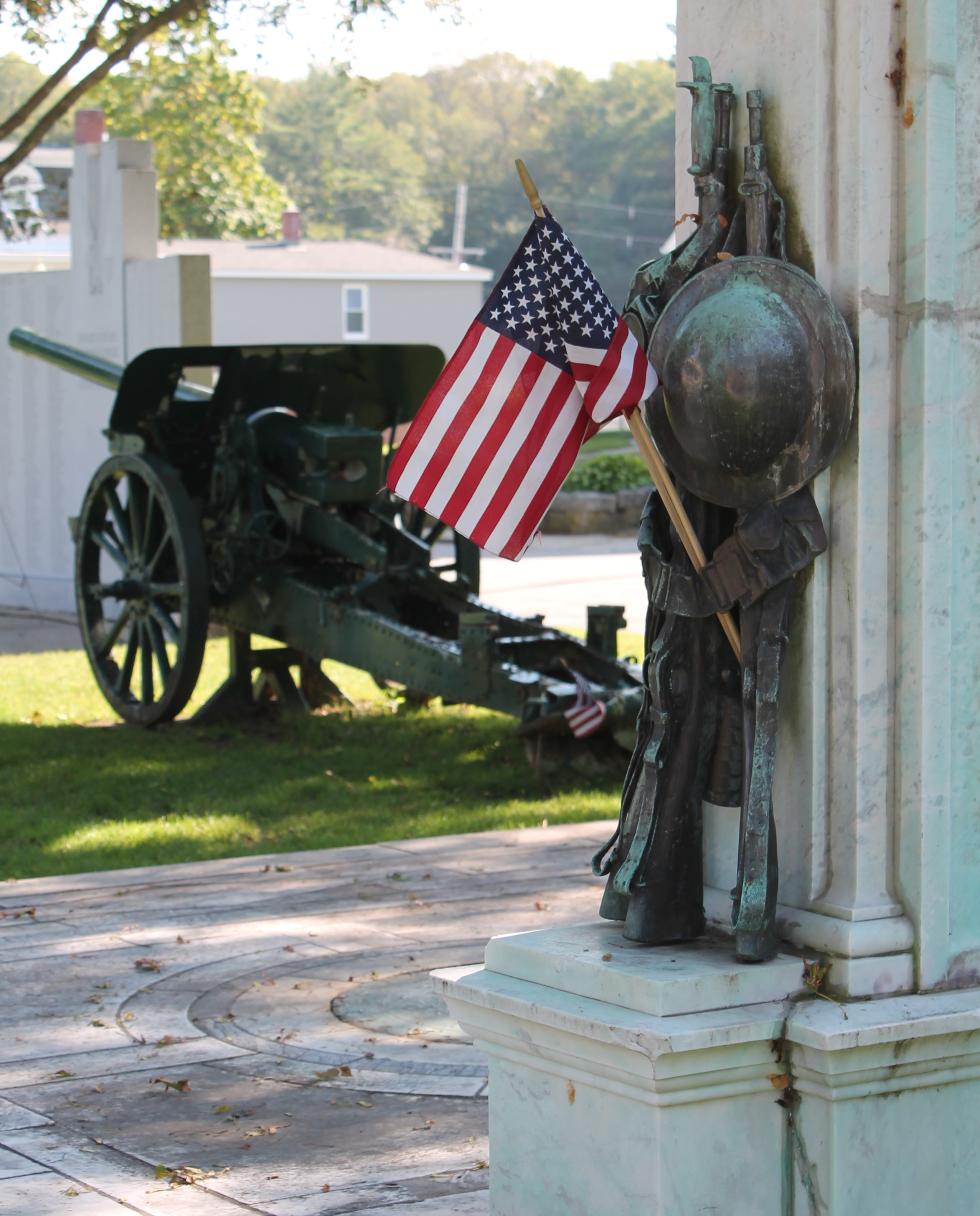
[122,1012,136,1022]
[150,1077,191,1093]
[282,945,296,953]
[321,1183,331,1193]
[601,953,613,962]
[274,864,293,872]
[566,1080,576,1105]
[154,1163,223,1187]
[413,1119,435,1131]
[89,1019,106,1028]
[534,900,550,911]
[135,958,162,972]
[49,1069,74,1079]
[769,1073,790,1090]
[175,935,189,944]
[155,1035,178,1047]
[356,1099,373,1108]
[245,1125,279,1137]
[63,1187,81,1197]
[802,959,831,994]
[212,1104,231,1114]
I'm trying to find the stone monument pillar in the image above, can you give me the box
[437,1,980,1211]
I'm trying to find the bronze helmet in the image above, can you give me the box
[647,257,855,509]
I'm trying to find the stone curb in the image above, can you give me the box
[542,487,649,535]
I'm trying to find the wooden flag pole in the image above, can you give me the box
[514,159,741,663]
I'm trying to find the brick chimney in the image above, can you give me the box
[74,110,105,145]
[281,209,301,243]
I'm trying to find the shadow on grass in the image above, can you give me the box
[0,705,621,879]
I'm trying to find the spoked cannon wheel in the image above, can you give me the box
[394,500,481,595]
[75,453,209,725]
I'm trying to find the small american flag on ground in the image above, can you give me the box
[564,669,607,739]
[386,210,658,559]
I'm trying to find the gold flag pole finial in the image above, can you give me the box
[515,159,546,218]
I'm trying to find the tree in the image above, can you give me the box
[0,1,405,184]
[95,25,288,238]
[255,52,677,299]
[258,66,439,246]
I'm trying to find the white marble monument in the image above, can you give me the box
[437,1,980,1210]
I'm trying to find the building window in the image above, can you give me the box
[342,284,368,340]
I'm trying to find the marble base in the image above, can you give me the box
[435,924,980,1216]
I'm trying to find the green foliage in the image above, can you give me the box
[256,53,677,301]
[95,25,290,238]
[563,453,650,493]
[0,52,73,140]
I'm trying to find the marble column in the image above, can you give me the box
[438,1,980,1211]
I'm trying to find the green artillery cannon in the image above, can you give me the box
[11,328,641,759]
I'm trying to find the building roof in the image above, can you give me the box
[0,143,73,170]
[159,237,494,281]
[0,226,495,283]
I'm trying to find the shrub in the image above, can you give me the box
[563,453,650,493]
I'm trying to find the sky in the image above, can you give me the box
[242,0,677,80]
[1,0,677,81]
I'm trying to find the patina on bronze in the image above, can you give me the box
[594,59,855,962]
[649,257,855,510]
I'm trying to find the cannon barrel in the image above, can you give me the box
[9,326,211,401]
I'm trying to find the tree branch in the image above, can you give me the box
[0,0,204,183]
[0,0,118,144]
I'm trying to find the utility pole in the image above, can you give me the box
[429,183,485,266]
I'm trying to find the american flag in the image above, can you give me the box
[564,669,608,739]
[386,211,658,560]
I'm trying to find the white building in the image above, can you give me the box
[161,232,491,352]
[0,122,491,614]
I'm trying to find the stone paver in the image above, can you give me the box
[0,822,613,1214]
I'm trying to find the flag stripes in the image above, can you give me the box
[564,669,608,738]
[386,209,659,561]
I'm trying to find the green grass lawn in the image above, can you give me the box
[0,635,640,881]
[577,429,634,459]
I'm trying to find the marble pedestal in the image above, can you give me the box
[436,924,980,1216]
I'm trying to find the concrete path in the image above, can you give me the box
[0,822,613,1214]
[480,533,645,635]
[0,534,646,656]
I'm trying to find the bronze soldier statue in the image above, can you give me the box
[593,61,855,962]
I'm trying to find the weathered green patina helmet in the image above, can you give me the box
[647,256,855,509]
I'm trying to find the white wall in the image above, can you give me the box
[210,275,484,359]
[0,138,210,613]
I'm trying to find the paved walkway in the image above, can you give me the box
[0,822,613,1214]
[0,534,646,655]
